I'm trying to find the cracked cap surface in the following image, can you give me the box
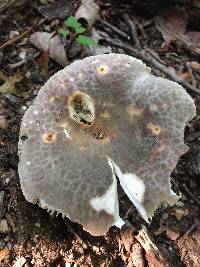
[18,53,196,235]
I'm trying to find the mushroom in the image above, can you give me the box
[18,53,196,236]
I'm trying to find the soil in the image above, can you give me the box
[0,0,200,266]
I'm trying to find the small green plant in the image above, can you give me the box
[58,16,96,46]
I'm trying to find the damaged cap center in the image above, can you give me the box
[68,91,95,126]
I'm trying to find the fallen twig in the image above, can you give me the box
[97,19,130,40]
[0,191,5,220]
[0,28,32,50]
[103,38,200,94]
[123,14,141,49]
[185,220,198,235]
[0,19,45,50]
[64,219,88,249]
[125,220,171,266]
[174,33,200,58]
[8,51,41,69]
[135,225,171,267]
[182,183,200,207]
[143,54,200,94]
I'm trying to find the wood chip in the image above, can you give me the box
[12,257,26,267]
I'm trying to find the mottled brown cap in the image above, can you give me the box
[18,54,196,235]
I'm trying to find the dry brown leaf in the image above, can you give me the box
[29,32,68,66]
[0,247,10,262]
[179,71,192,81]
[155,8,187,43]
[155,7,200,47]
[0,71,23,94]
[166,228,180,241]
[0,72,7,81]
[187,31,200,44]
[187,61,200,70]
[49,34,68,66]
[29,31,54,51]
[37,52,50,79]
[37,0,74,20]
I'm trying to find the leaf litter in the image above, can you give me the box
[29,31,68,66]
[155,7,200,54]
[0,71,23,94]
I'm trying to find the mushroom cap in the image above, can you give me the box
[18,53,196,235]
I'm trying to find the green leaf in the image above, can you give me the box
[76,35,96,46]
[64,16,81,29]
[75,27,86,34]
[58,28,69,38]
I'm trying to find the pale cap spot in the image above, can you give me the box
[79,144,87,151]
[147,123,162,136]
[50,96,55,102]
[59,123,71,140]
[100,111,110,118]
[97,65,109,75]
[69,77,75,82]
[127,105,144,117]
[42,132,57,143]
[63,129,71,140]
[125,63,131,67]
[78,73,83,79]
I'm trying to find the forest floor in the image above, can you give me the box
[0,0,200,266]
